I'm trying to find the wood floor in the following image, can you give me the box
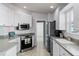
[18,37,50,56]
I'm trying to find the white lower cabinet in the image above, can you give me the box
[8,37,20,53]
[5,45,17,56]
[17,37,21,52]
[53,40,59,56]
[53,40,72,56]
[59,46,71,56]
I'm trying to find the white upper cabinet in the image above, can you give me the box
[53,8,60,30]
[0,4,9,26]
[55,8,60,30]
[14,12,19,26]
[0,4,32,27]
[26,14,32,27]
[8,8,15,26]
[15,11,32,27]
[0,4,15,26]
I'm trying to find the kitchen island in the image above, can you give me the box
[0,38,18,56]
[0,31,35,56]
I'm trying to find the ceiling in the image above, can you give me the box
[11,3,68,13]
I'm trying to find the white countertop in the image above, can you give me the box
[15,29,35,35]
[0,31,35,53]
[0,29,35,56]
[51,37,79,56]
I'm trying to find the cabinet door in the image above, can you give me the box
[53,40,59,56]
[14,11,22,25]
[26,15,32,27]
[8,37,20,53]
[17,37,21,52]
[14,10,32,27]
[0,4,9,26]
[8,8,15,26]
[21,14,32,27]
[5,46,17,56]
[0,4,16,26]
[55,8,60,30]
[14,12,20,26]
[59,45,71,56]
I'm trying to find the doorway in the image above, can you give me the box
[36,21,45,47]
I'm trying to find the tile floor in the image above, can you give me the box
[18,37,50,56]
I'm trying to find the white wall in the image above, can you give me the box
[32,12,48,32]
[31,12,48,35]
[32,12,48,21]
[32,12,48,33]
[47,13,54,22]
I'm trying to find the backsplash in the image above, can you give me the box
[0,26,15,36]
[62,30,70,39]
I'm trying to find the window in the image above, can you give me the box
[65,8,74,32]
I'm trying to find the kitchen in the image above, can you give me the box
[0,3,79,56]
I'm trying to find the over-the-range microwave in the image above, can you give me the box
[17,24,30,30]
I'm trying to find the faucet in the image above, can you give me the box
[67,36,71,41]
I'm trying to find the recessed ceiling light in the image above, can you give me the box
[24,6,27,8]
[50,6,54,8]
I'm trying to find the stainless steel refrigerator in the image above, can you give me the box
[47,21,63,55]
[46,21,56,52]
